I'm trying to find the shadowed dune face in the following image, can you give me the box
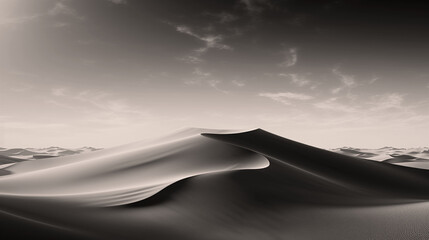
[2,128,429,240]
[203,129,429,201]
[0,155,26,165]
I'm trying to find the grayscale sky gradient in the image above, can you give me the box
[1,0,428,148]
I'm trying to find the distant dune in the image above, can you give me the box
[0,146,101,160]
[0,155,26,165]
[1,128,429,239]
[332,146,429,169]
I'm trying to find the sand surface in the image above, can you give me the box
[1,128,429,239]
[331,146,429,169]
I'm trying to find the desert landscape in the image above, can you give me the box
[1,0,429,239]
[1,128,429,239]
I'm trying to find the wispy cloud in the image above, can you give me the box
[191,68,211,79]
[107,0,127,4]
[278,73,310,87]
[185,68,211,85]
[279,48,298,68]
[1,1,84,27]
[206,12,238,24]
[185,68,228,93]
[232,79,246,87]
[179,56,204,64]
[331,67,356,94]
[207,79,225,92]
[313,97,357,113]
[240,0,271,15]
[314,93,405,114]
[49,1,85,21]
[176,25,232,51]
[259,92,313,105]
[369,93,404,111]
[174,24,232,64]
[369,76,379,84]
[216,12,238,24]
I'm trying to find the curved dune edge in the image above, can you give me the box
[3,128,429,240]
[2,128,429,208]
[203,129,429,201]
[0,128,269,207]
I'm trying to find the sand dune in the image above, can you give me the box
[0,146,101,160]
[0,129,268,207]
[0,155,26,165]
[1,128,429,239]
[332,146,429,170]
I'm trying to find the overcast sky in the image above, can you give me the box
[1,0,428,148]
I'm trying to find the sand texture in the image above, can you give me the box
[1,128,429,239]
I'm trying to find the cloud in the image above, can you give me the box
[232,80,246,87]
[206,12,238,24]
[216,12,238,24]
[369,76,379,84]
[49,1,84,21]
[278,73,310,87]
[369,93,404,111]
[333,68,355,86]
[175,24,232,64]
[314,93,404,113]
[176,25,232,51]
[313,97,357,113]
[259,92,313,105]
[331,87,341,94]
[176,25,197,37]
[1,1,84,27]
[279,48,298,68]
[179,56,204,64]
[184,68,211,85]
[331,67,356,94]
[107,0,127,4]
[207,79,222,90]
[240,0,271,15]
[241,0,260,13]
[192,68,211,78]
[185,68,228,93]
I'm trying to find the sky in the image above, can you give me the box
[1,0,428,148]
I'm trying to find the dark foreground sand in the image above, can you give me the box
[1,129,429,239]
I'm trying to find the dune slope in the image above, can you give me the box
[203,129,429,201]
[2,128,429,240]
[0,129,268,207]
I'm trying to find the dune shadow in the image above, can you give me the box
[121,178,191,208]
[0,169,11,176]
